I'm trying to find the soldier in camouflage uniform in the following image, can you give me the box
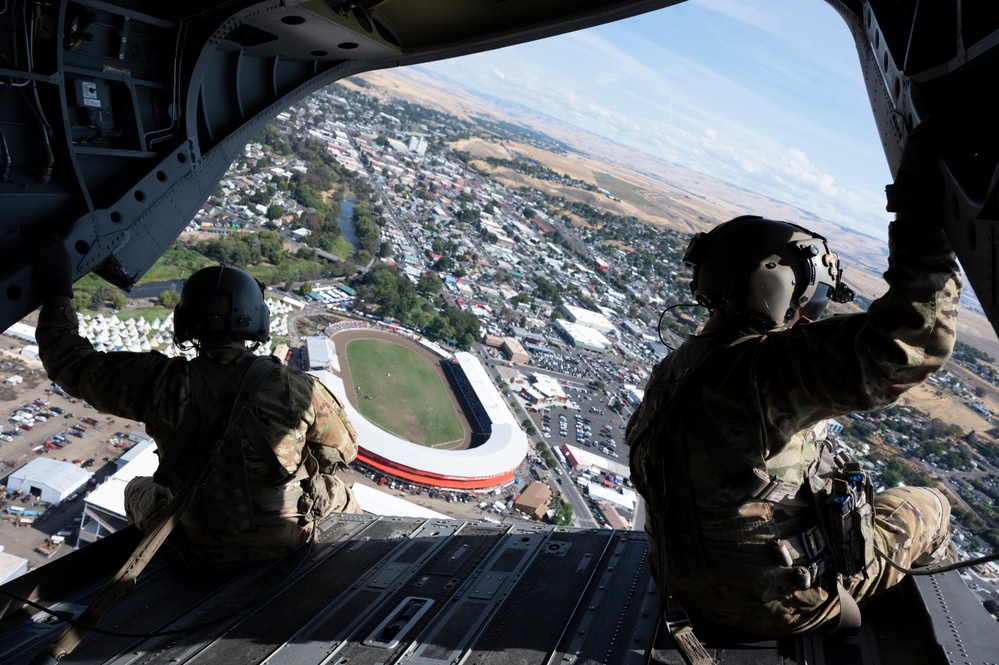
[627,150,959,633]
[32,255,360,570]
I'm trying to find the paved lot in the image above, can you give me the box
[0,338,134,571]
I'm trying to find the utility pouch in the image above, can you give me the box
[824,461,875,578]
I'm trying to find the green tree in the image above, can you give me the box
[89,285,112,310]
[158,290,181,308]
[536,442,556,468]
[353,264,417,320]
[425,315,455,342]
[533,277,561,305]
[109,291,127,310]
[546,496,573,526]
[256,230,287,264]
[417,271,442,296]
[295,246,317,261]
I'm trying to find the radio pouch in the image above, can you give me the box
[824,460,875,579]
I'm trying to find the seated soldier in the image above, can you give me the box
[32,251,360,571]
[627,130,958,634]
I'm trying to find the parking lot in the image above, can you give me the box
[1,342,136,570]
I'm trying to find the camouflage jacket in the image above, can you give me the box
[36,305,358,565]
[626,219,961,632]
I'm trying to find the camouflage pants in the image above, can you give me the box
[845,486,952,601]
[648,485,951,634]
[771,485,951,633]
[124,475,361,571]
[124,475,362,531]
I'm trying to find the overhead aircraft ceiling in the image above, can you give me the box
[0,1,997,339]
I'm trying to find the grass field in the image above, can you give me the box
[345,338,464,446]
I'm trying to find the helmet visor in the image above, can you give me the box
[801,283,832,321]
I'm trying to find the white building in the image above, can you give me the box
[2,321,36,343]
[560,304,616,335]
[588,482,638,512]
[554,319,611,353]
[7,458,92,505]
[0,549,29,584]
[523,373,569,409]
[78,441,159,546]
[351,483,446,518]
[407,135,428,156]
[305,335,337,370]
[624,386,645,406]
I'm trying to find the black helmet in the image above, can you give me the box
[683,216,854,330]
[174,266,270,347]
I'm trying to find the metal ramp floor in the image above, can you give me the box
[1,514,996,664]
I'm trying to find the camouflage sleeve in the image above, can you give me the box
[35,304,174,423]
[762,218,961,420]
[306,377,358,473]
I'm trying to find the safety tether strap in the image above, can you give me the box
[31,355,278,665]
[833,580,862,632]
[654,454,717,665]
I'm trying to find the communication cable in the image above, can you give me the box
[874,545,999,576]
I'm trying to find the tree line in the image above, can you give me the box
[350,264,480,349]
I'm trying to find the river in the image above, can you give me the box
[126,279,184,299]
[338,194,359,250]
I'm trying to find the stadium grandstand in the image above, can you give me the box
[441,360,491,446]
[311,347,528,490]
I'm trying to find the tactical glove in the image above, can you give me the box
[885,120,943,215]
[29,235,74,300]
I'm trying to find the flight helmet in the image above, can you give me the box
[173,265,270,347]
[683,216,854,330]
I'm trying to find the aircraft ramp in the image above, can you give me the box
[1,513,998,664]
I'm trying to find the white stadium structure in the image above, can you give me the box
[311,340,529,490]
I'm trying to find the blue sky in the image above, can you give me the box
[418,0,894,240]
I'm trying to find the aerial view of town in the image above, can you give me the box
[2,68,999,619]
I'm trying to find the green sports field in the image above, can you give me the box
[345,338,464,446]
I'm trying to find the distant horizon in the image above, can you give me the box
[413,67,876,245]
[416,0,895,242]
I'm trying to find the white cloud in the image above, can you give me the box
[416,0,893,239]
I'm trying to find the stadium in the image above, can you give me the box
[306,325,529,490]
